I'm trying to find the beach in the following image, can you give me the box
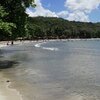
[0,41,23,100]
[0,39,100,100]
[0,40,41,100]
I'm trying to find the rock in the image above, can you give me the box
[6,80,10,83]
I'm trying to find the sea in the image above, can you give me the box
[1,39,100,100]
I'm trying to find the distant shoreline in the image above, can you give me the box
[0,38,100,48]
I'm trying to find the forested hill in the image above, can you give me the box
[27,17,100,39]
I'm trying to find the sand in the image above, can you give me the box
[0,72,22,100]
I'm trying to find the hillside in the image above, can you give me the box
[27,17,100,39]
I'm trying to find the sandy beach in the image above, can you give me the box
[0,41,23,100]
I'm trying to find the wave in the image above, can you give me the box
[34,42,46,48]
[42,47,59,51]
[34,43,41,48]
[34,42,59,51]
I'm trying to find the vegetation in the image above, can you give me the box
[0,0,34,41]
[26,17,100,40]
[0,5,16,40]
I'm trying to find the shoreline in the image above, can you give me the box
[1,38,100,44]
[0,38,100,49]
[0,38,100,46]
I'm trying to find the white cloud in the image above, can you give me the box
[26,0,100,22]
[26,0,58,17]
[64,0,100,22]
[26,9,34,17]
[65,0,100,13]
[57,11,69,18]
[67,11,89,22]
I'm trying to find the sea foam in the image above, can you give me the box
[42,47,58,51]
[34,42,59,51]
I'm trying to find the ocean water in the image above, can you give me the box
[1,40,100,100]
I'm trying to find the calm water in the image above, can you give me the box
[1,40,100,100]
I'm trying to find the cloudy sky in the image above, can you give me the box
[26,0,100,22]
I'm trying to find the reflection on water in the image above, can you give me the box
[1,40,100,100]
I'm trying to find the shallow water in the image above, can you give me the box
[1,40,100,100]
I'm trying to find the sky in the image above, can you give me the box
[26,0,100,22]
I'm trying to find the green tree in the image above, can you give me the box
[0,5,16,40]
[0,0,35,40]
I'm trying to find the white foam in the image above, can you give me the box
[34,43,41,48]
[0,45,7,48]
[34,42,59,51]
[34,41,47,48]
[34,42,43,48]
[42,47,59,51]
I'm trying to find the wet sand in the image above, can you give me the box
[0,72,22,100]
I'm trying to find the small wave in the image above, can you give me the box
[34,41,48,47]
[34,42,59,51]
[34,43,41,48]
[42,47,59,51]
[34,42,45,48]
